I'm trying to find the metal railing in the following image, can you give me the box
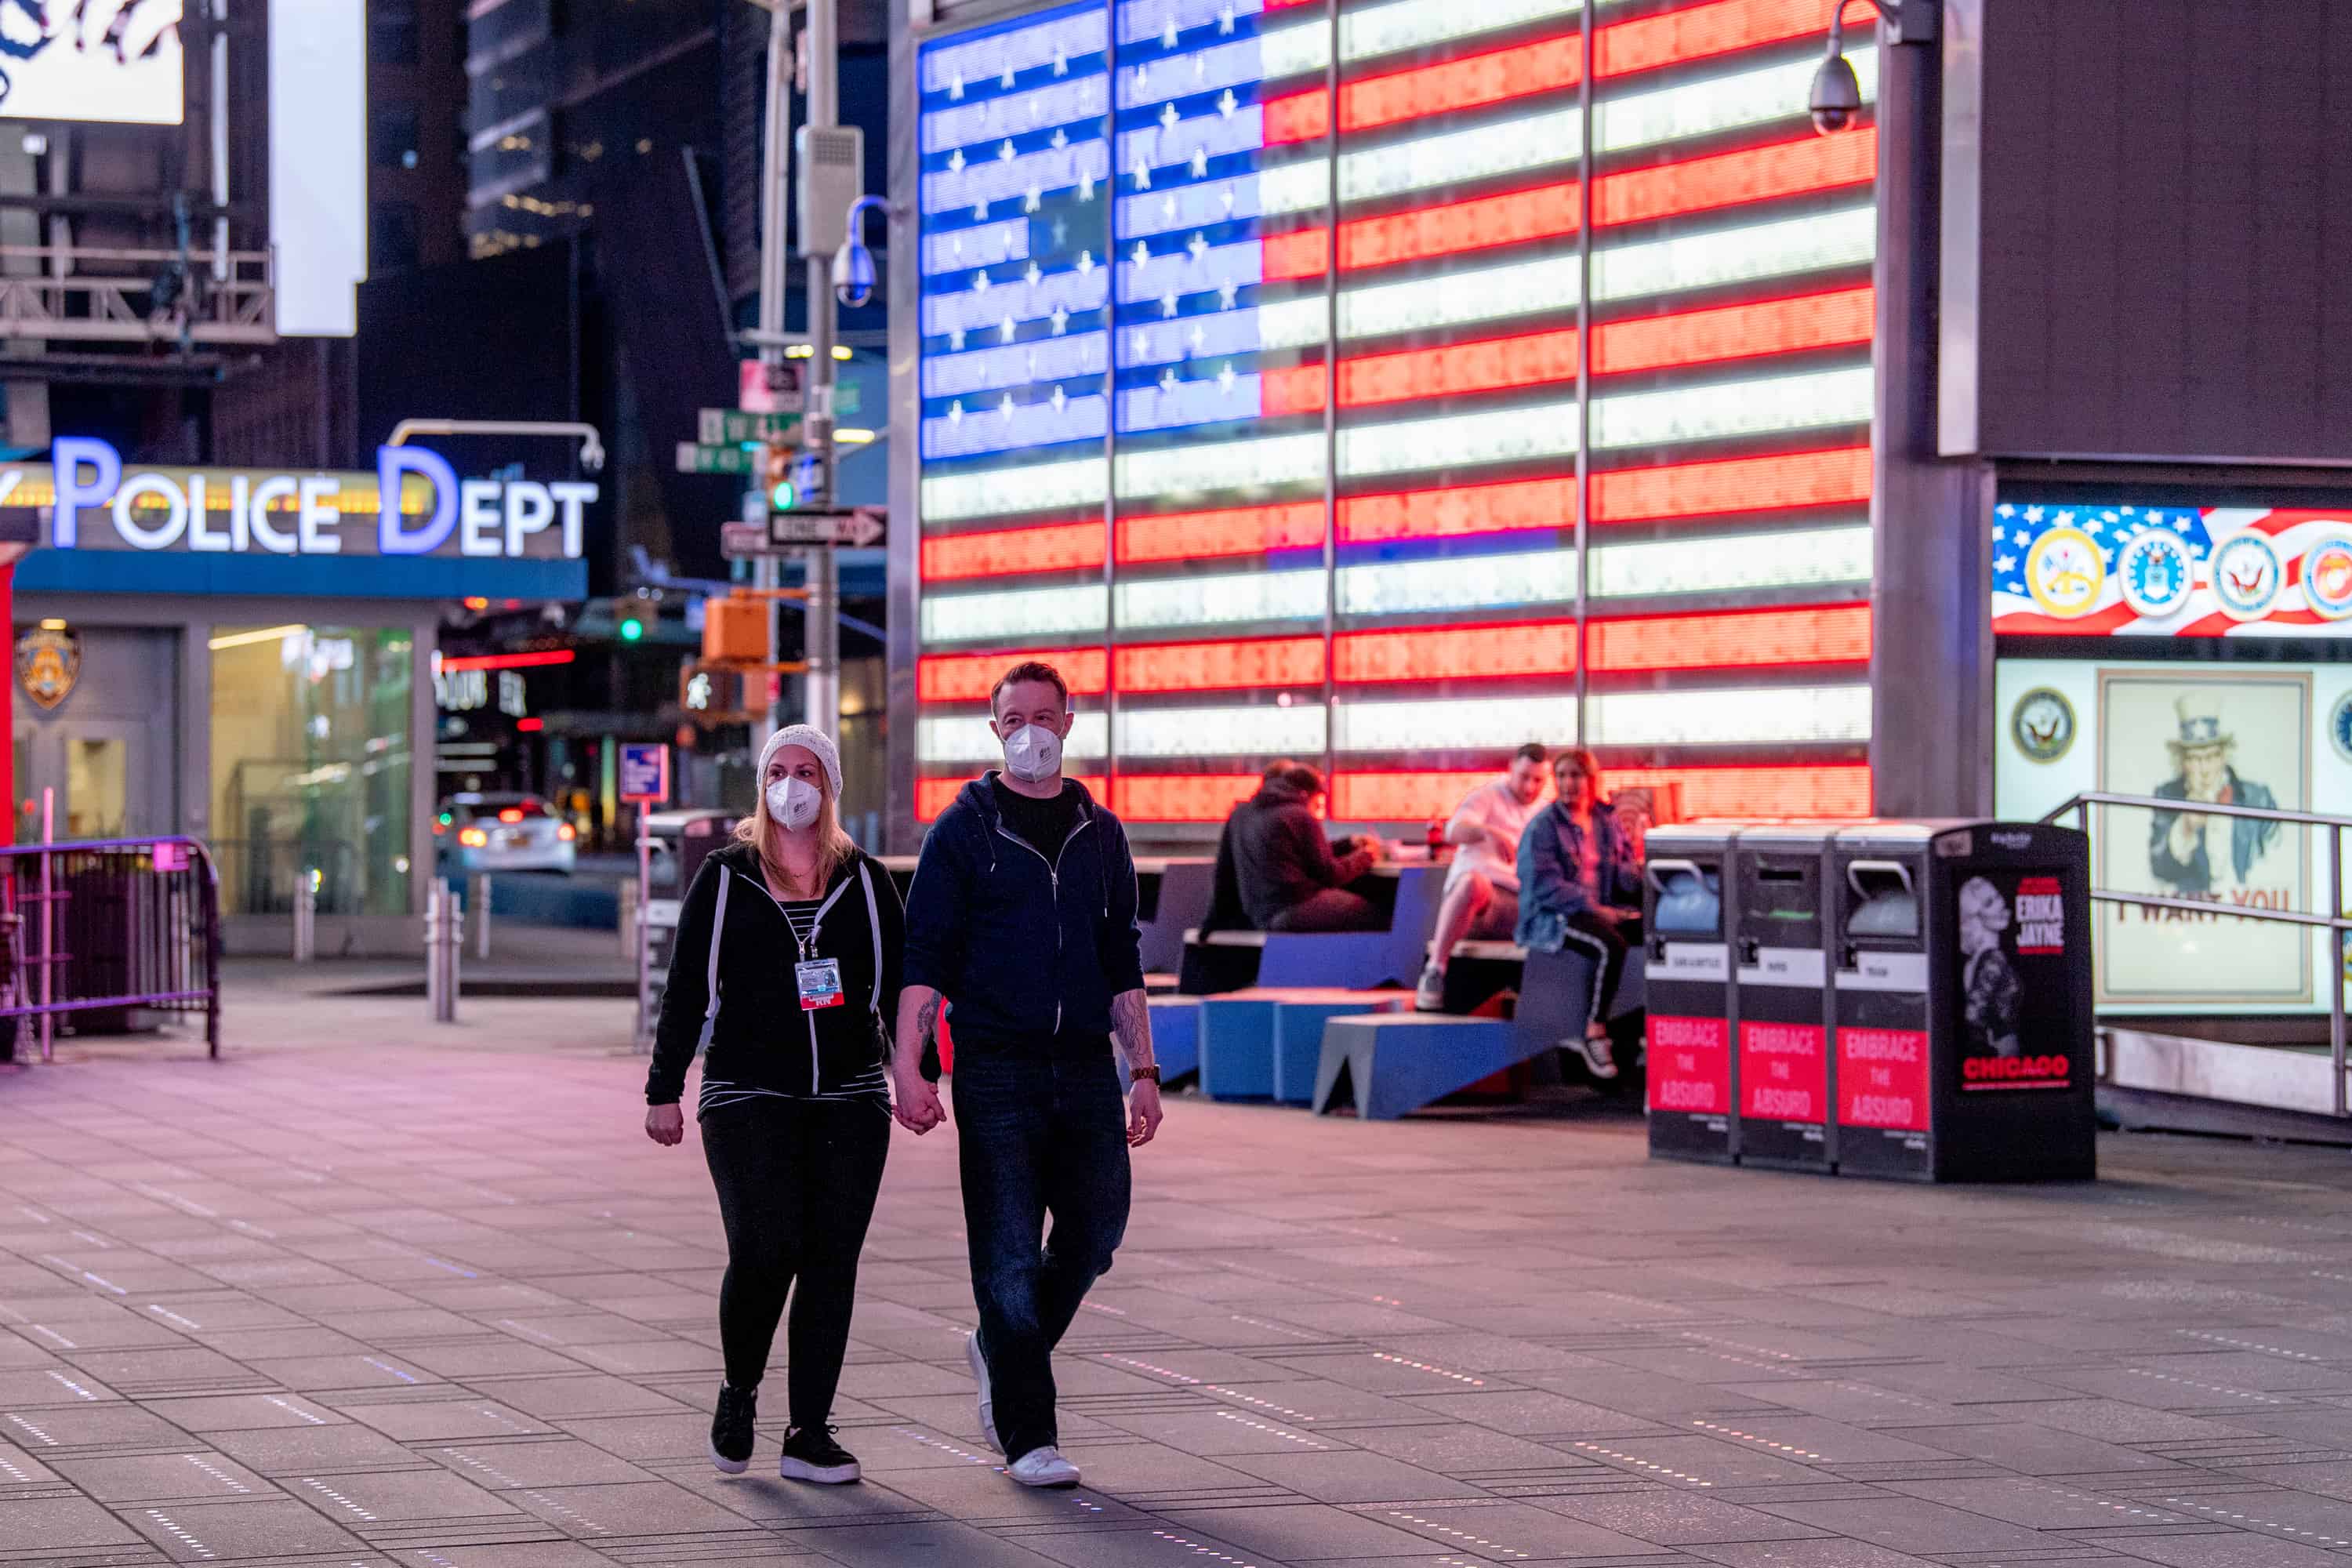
[0,835,223,1063]
[0,246,275,346]
[2042,792,2352,1116]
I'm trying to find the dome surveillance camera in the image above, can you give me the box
[833,240,875,310]
[1809,50,1863,134]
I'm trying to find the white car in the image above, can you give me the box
[438,793,577,874]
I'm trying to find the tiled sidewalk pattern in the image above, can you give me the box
[9,1025,2352,1565]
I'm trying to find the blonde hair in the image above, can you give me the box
[735,764,853,900]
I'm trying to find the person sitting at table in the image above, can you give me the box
[1203,761,1388,933]
[1517,747,1641,1081]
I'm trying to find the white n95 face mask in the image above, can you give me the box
[1003,723,1062,783]
[767,775,822,832]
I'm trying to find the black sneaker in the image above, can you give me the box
[779,1423,862,1485]
[709,1383,757,1475]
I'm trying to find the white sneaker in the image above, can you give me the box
[1006,1445,1082,1489]
[967,1331,1001,1454]
[1573,1032,1619,1080]
[1414,962,1446,1012]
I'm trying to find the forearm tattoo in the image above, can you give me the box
[1110,989,1154,1069]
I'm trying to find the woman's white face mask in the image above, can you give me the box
[766,775,822,833]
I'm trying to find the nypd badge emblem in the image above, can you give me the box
[13,625,78,711]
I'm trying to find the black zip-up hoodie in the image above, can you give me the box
[902,773,1145,1052]
[645,840,906,1110]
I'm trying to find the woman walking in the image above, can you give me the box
[644,724,902,1484]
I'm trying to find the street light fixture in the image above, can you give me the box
[833,194,906,310]
[1809,0,1936,135]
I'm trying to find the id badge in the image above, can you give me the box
[796,957,845,1011]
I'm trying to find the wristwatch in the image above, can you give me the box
[1129,1065,1161,1084]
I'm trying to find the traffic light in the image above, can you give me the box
[763,443,797,513]
[619,615,645,643]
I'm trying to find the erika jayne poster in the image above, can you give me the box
[2095,670,2311,1006]
[0,0,183,125]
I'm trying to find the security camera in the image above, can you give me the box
[833,238,876,310]
[1809,49,1863,135]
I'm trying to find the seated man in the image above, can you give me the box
[1206,761,1388,933]
[1415,742,1548,1011]
[1517,747,1642,1080]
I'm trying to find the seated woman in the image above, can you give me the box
[1516,747,1642,1081]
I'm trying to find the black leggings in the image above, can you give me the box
[701,1097,890,1425]
[1557,910,1639,1030]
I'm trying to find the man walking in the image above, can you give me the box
[893,660,1165,1490]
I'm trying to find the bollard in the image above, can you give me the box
[425,880,463,1023]
[473,873,492,961]
[292,875,318,963]
[618,880,637,959]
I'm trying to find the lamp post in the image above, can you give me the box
[1805,0,1994,819]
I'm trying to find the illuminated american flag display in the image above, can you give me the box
[913,0,1882,825]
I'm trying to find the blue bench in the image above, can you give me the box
[1145,995,1201,1086]
[1315,946,1646,1120]
[1198,986,1410,1102]
[1181,866,1446,996]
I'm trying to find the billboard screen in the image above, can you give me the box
[0,1,184,125]
[1994,501,2352,640]
[911,0,1881,825]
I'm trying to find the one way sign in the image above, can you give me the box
[768,509,885,548]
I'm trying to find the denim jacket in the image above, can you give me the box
[1515,800,1639,953]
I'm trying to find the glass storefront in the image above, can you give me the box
[209,625,416,916]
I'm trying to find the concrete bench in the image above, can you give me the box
[1198,986,1410,1102]
[1136,859,1214,976]
[1315,946,1646,1120]
[1180,866,1445,996]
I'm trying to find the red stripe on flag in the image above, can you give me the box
[1114,775,1265,822]
[1592,446,1871,524]
[1264,32,1582,146]
[1335,622,1579,682]
[1596,129,1877,228]
[920,775,1110,821]
[1340,477,1576,545]
[922,521,1105,581]
[1588,604,1871,670]
[1599,0,1881,80]
[1118,501,1327,563]
[916,648,1109,705]
[1116,636,1327,692]
[1335,764,1871,822]
[1595,286,1874,375]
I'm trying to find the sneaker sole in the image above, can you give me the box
[779,1456,862,1485]
[967,1333,1001,1454]
[707,1439,750,1476]
[1008,1467,1081,1489]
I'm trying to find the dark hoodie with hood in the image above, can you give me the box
[902,772,1146,1053]
[1203,775,1378,932]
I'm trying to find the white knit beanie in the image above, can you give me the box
[757,724,843,800]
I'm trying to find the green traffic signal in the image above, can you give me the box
[769,479,798,511]
[619,615,645,642]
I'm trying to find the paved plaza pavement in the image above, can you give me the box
[11,996,2352,1566]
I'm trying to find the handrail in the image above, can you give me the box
[2042,791,2349,1116]
[2043,789,2352,832]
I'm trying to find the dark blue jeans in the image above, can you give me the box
[952,1046,1131,1463]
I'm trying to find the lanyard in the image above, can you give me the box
[787,874,854,964]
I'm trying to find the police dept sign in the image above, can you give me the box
[5,437,594,561]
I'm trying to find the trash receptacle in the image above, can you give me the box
[1920,820,2096,1182]
[1643,825,1737,1165]
[1731,826,1835,1173]
[1829,822,1938,1181]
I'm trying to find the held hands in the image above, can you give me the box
[1127,1080,1163,1148]
[893,1067,946,1135]
[644,1103,684,1146]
